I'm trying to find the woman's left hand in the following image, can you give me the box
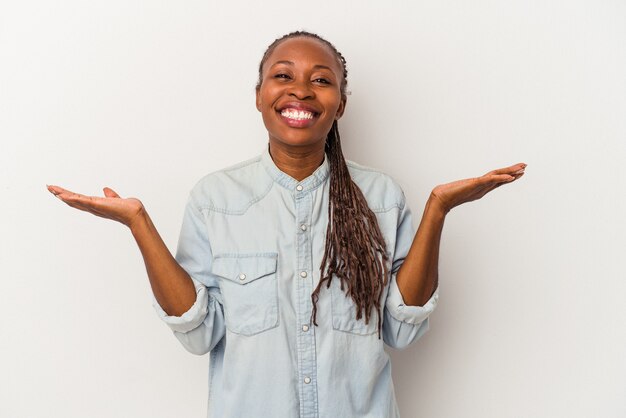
[429,162,526,214]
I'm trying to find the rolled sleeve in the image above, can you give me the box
[150,189,226,355]
[385,274,439,325]
[382,186,440,350]
[151,277,209,333]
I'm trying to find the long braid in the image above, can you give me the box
[311,120,389,339]
[257,31,390,339]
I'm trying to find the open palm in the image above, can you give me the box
[47,185,145,228]
[430,163,526,214]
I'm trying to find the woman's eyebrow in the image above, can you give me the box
[271,60,294,66]
[312,64,333,72]
[269,61,334,72]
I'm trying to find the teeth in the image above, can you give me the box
[281,109,315,120]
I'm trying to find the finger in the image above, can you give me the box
[488,171,525,191]
[47,184,74,197]
[506,171,524,183]
[486,163,527,176]
[54,190,113,213]
[478,173,516,185]
[103,187,120,198]
[57,196,117,218]
[62,192,99,205]
[48,185,90,201]
[486,166,524,176]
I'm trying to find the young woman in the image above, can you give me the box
[48,31,525,418]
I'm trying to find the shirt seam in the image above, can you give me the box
[371,203,403,213]
[197,178,274,215]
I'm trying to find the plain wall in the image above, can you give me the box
[1,1,625,417]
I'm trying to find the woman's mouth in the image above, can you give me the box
[277,106,319,128]
[281,109,315,120]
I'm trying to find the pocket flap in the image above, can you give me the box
[212,253,278,285]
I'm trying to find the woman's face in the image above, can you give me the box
[256,37,346,149]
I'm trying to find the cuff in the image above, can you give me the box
[385,274,439,325]
[151,278,209,333]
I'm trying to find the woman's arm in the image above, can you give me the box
[47,185,196,316]
[395,163,526,306]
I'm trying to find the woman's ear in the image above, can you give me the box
[335,96,347,120]
[255,87,261,112]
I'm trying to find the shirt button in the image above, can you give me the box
[302,324,309,332]
[300,224,307,231]
[300,271,307,278]
[304,377,311,384]
[296,185,303,191]
[239,273,246,281]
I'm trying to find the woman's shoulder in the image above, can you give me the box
[345,159,408,212]
[186,151,273,213]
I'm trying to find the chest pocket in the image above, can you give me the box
[212,253,279,336]
[330,276,379,336]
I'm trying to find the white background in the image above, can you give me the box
[1,1,625,417]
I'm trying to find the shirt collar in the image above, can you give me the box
[260,142,330,193]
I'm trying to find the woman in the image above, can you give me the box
[48,31,525,418]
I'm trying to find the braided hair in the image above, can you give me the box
[256,31,390,339]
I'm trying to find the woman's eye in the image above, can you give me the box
[274,73,291,79]
[314,78,330,84]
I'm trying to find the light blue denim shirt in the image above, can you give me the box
[152,144,439,418]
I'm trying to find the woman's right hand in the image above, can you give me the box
[47,185,145,229]
[47,184,198,316]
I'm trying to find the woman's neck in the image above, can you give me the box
[268,141,326,182]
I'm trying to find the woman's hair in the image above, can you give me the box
[256,31,390,339]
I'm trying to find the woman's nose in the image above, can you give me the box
[287,80,314,100]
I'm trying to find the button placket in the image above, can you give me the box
[294,185,318,417]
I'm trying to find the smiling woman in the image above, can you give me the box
[256,35,346,148]
[255,33,393,338]
[47,30,525,418]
